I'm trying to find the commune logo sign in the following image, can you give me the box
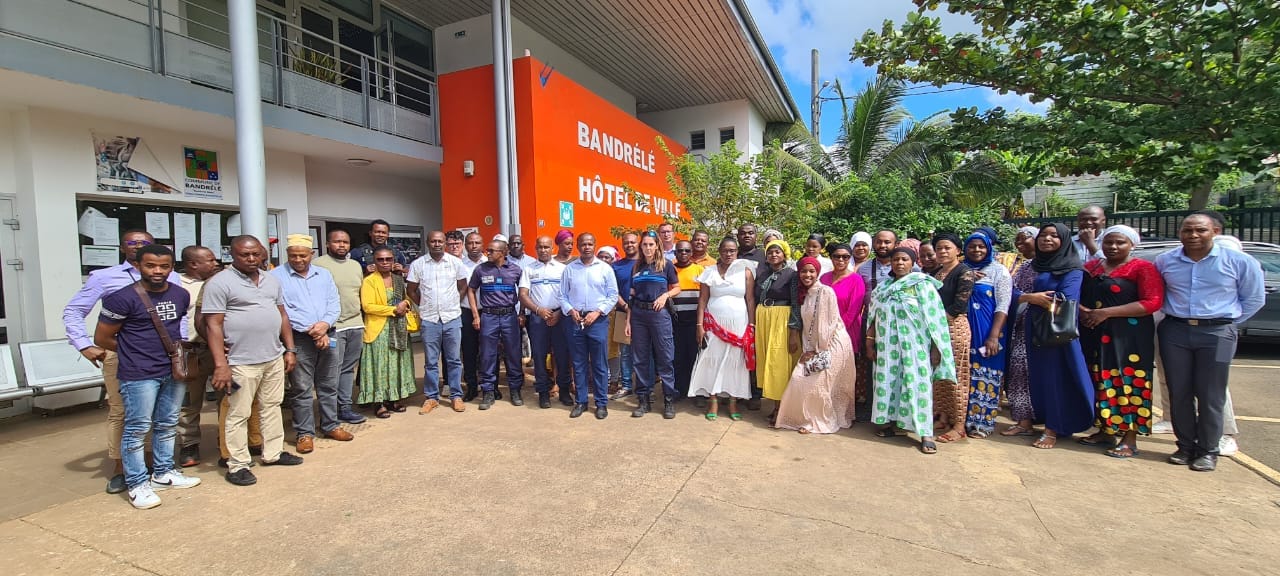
[559,201,574,228]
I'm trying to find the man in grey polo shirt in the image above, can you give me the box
[203,236,302,486]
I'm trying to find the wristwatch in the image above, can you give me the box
[285,347,298,354]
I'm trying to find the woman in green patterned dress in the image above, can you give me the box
[359,246,417,418]
[866,247,956,454]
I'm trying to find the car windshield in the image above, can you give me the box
[1251,251,1280,280]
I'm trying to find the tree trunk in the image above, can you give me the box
[1188,177,1215,210]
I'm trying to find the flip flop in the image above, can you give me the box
[1033,433,1057,449]
[705,413,718,421]
[729,413,742,421]
[1077,434,1114,447]
[374,406,391,419]
[1001,424,1035,437]
[919,440,937,454]
[1106,444,1139,459]
[875,427,897,438]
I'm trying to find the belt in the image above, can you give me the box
[1165,316,1233,326]
[181,341,207,350]
[632,298,656,306]
[760,299,791,307]
[481,307,515,316]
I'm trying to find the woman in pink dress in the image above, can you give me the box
[775,257,856,433]
[820,243,868,402]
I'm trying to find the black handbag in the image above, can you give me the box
[1032,293,1079,348]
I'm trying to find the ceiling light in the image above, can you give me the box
[346,158,372,167]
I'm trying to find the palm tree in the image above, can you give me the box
[763,77,1007,204]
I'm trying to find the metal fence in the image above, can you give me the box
[0,0,436,144]
[1005,207,1280,244]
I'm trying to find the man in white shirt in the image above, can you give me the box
[519,236,571,408]
[407,230,470,413]
[508,234,537,268]
[1072,205,1107,263]
[459,231,487,401]
[658,222,677,262]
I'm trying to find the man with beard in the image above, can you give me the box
[94,244,200,508]
[736,223,767,273]
[407,231,470,413]
[313,229,368,425]
[1073,205,1107,264]
[857,230,906,290]
[609,231,640,399]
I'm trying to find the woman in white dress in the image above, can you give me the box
[689,236,757,420]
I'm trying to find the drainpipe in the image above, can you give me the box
[501,0,521,236]
[492,0,511,236]
[229,0,267,244]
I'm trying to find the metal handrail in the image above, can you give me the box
[2,0,436,142]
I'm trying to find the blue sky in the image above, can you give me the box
[744,0,1049,145]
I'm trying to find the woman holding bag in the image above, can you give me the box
[774,257,856,434]
[359,246,418,418]
[1024,223,1095,449]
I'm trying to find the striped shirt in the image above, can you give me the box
[672,262,704,325]
[518,258,566,311]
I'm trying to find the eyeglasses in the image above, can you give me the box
[831,254,852,260]
[675,249,692,253]
[374,257,396,262]
[485,248,503,254]
[125,239,153,247]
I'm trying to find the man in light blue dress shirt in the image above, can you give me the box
[271,234,348,452]
[1155,211,1265,472]
[560,233,619,420]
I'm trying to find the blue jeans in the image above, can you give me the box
[334,328,364,411]
[528,313,572,394]
[421,317,463,400]
[619,344,633,389]
[119,375,185,488]
[567,318,610,407]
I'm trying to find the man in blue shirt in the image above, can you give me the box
[562,233,619,419]
[609,231,640,399]
[94,244,200,509]
[1155,211,1265,472]
[468,239,526,410]
[271,234,350,454]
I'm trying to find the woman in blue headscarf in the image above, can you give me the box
[962,232,1013,438]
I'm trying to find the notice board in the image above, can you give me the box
[76,198,281,276]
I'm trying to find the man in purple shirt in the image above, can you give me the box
[94,244,201,509]
[468,239,526,410]
[62,229,181,494]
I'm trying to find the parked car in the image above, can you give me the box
[1130,241,1280,340]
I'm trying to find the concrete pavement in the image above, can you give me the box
[2,357,1280,575]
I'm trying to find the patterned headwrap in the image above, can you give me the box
[796,256,822,304]
[555,229,574,244]
[963,232,994,269]
[899,238,922,254]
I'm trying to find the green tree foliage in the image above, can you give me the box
[647,138,816,244]
[854,0,1280,209]
[814,173,1005,242]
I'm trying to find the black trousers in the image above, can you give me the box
[673,321,699,399]
[1158,321,1236,457]
[460,307,480,388]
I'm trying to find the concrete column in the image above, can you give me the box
[491,0,511,236]
[229,0,267,244]
[500,0,520,235]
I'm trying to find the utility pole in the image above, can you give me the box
[810,49,820,140]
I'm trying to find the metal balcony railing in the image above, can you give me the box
[0,0,437,144]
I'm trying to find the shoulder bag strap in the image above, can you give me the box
[132,282,178,357]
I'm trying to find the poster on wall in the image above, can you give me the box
[182,147,223,199]
[92,134,176,194]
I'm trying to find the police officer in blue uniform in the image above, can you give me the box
[627,231,682,419]
[467,239,526,409]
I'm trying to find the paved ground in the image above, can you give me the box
[2,351,1279,575]
[1214,342,1280,479]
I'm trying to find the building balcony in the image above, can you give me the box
[0,0,436,145]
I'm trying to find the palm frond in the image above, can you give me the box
[835,78,910,178]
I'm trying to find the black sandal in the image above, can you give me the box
[389,402,407,413]
[375,405,392,419]
[875,426,897,438]
[919,439,937,454]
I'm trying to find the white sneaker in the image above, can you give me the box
[128,484,161,509]
[150,470,202,491]
[1219,435,1239,456]
[1151,420,1173,434]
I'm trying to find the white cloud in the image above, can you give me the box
[745,0,981,84]
[982,89,1052,115]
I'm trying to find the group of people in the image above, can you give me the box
[65,207,1265,509]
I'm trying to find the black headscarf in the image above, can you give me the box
[1031,223,1082,275]
[931,233,962,250]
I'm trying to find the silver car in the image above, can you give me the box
[1131,241,1280,340]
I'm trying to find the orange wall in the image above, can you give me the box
[439,57,684,247]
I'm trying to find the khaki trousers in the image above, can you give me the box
[102,352,122,460]
[177,346,216,448]
[224,357,285,473]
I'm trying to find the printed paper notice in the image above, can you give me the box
[145,212,170,239]
[78,206,108,238]
[200,212,221,251]
[174,213,197,258]
[95,217,120,246]
[81,245,119,267]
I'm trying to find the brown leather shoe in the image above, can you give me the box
[452,397,465,412]
[419,399,439,415]
[324,428,354,441]
[296,435,315,454]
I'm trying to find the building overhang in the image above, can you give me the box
[390,0,800,121]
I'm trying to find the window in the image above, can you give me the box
[326,0,374,22]
[690,130,705,151]
[719,127,735,145]
[383,8,435,75]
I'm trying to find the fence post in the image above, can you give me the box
[271,20,284,106]
[360,55,370,129]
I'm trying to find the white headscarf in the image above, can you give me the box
[1216,235,1244,252]
[596,246,618,260]
[1017,226,1040,240]
[1101,224,1141,246]
[850,231,872,247]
